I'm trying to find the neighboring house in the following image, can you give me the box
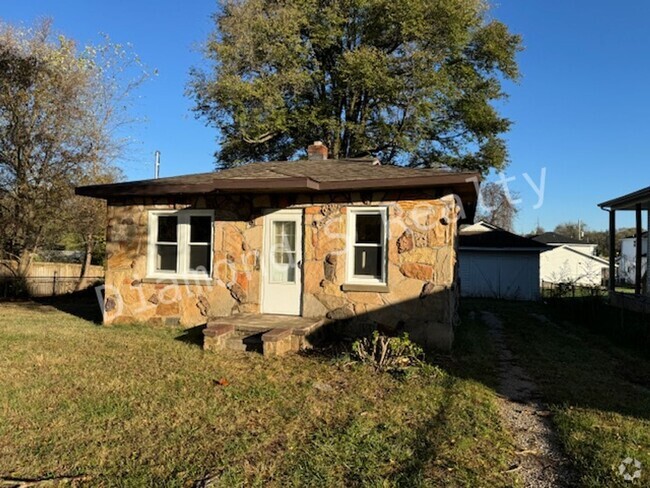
[618,231,648,285]
[532,232,598,256]
[532,232,608,286]
[77,142,479,350]
[459,222,547,301]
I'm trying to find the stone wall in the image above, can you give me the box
[103,190,460,349]
[104,197,242,327]
[301,193,459,349]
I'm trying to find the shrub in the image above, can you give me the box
[0,275,29,298]
[352,331,424,373]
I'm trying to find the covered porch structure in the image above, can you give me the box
[599,186,650,313]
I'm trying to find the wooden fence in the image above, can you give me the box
[0,260,104,297]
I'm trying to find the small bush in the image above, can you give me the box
[352,331,424,373]
[0,276,29,298]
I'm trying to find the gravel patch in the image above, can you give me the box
[482,311,577,488]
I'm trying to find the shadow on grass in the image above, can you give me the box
[32,288,103,324]
[175,324,206,348]
[463,298,650,422]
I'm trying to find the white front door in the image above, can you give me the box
[262,209,303,315]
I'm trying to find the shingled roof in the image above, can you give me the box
[460,224,549,251]
[76,158,480,200]
[531,232,589,245]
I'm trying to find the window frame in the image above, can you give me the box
[147,209,214,281]
[345,206,388,285]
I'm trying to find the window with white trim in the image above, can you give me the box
[346,207,388,284]
[147,210,214,279]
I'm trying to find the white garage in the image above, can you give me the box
[459,222,548,301]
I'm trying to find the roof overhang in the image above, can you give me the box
[75,172,479,198]
[75,176,322,198]
[76,167,481,221]
[598,186,650,211]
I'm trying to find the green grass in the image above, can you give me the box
[615,286,636,294]
[0,300,515,487]
[470,299,650,488]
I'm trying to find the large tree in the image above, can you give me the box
[475,181,519,231]
[61,163,123,289]
[190,0,521,170]
[0,21,148,274]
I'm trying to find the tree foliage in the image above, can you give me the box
[190,0,521,170]
[63,163,123,288]
[0,20,148,272]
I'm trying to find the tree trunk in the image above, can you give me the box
[75,236,94,292]
[17,250,33,277]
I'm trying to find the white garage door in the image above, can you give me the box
[459,251,540,301]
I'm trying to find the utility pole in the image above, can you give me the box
[154,150,161,179]
[578,219,583,240]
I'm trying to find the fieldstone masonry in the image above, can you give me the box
[103,190,460,349]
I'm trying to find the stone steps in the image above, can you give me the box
[203,315,327,357]
[204,325,290,356]
[225,331,264,353]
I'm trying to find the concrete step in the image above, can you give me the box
[233,324,274,334]
[203,324,235,352]
[225,331,264,353]
[225,337,247,352]
[262,328,293,357]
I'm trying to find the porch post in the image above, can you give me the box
[635,204,642,295]
[609,209,616,293]
[647,206,650,296]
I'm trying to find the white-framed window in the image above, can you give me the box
[147,209,214,280]
[345,206,388,285]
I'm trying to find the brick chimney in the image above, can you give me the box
[307,141,328,160]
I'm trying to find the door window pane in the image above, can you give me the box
[156,244,177,272]
[275,251,293,265]
[273,221,296,251]
[271,220,297,283]
[157,216,177,242]
[354,246,382,278]
[271,262,296,283]
[355,214,382,244]
[190,216,212,243]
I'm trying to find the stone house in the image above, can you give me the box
[77,143,478,351]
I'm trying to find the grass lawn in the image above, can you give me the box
[467,299,650,488]
[0,299,516,487]
[615,286,637,294]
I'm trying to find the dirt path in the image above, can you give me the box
[481,311,577,488]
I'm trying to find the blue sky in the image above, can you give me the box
[3,1,647,232]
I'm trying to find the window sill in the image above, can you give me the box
[341,283,389,293]
[141,276,214,285]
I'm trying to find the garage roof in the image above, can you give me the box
[460,224,549,252]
